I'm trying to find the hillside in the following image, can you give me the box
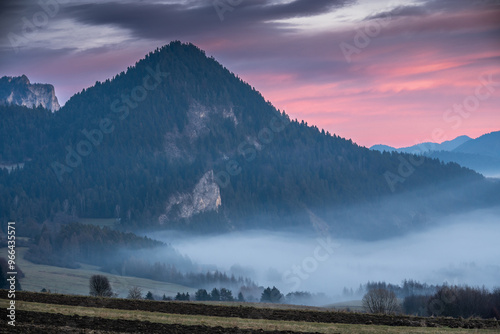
[426,132,500,177]
[371,133,500,178]
[0,42,497,239]
[1,247,195,298]
[453,131,500,158]
[425,151,500,178]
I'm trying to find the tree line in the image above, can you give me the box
[23,222,255,289]
[403,285,500,319]
[25,223,163,268]
[102,256,255,290]
[357,280,500,319]
[83,275,500,320]
[88,274,304,307]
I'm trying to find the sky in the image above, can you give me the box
[0,0,499,148]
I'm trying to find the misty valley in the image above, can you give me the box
[1,41,500,331]
[6,206,499,311]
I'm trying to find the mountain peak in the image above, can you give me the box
[19,74,30,85]
[4,74,30,85]
[0,75,60,112]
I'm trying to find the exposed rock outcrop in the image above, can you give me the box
[159,170,222,223]
[0,75,60,111]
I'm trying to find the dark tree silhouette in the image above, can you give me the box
[220,288,234,301]
[175,292,190,301]
[145,291,154,300]
[89,275,114,297]
[261,286,283,303]
[210,288,220,301]
[195,289,210,301]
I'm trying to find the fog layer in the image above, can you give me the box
[150,208,500,300]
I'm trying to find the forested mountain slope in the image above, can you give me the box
[1,42,497,239]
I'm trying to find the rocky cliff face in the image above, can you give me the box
[158,170,222,223]
[0,75,60,111]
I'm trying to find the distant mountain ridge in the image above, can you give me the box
[0,75,60,112]
[453,131,500,158]
[371,132,500,177]
[370,135,472,154]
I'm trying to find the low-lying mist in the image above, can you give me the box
[147,207,500,304]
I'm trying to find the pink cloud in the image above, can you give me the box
[3,1,497,149]
[227,6,500,148]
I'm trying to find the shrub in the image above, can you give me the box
[127,286,143,299]
[362,288,399,314]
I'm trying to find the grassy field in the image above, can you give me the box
[326,299,364,312]
[3,247,196,298]
[2,299,498,334]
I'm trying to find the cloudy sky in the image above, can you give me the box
[0,0,499,147]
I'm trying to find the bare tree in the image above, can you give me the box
[89,275,114,297]
[127,286,143,299]
[362,288,400,314]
